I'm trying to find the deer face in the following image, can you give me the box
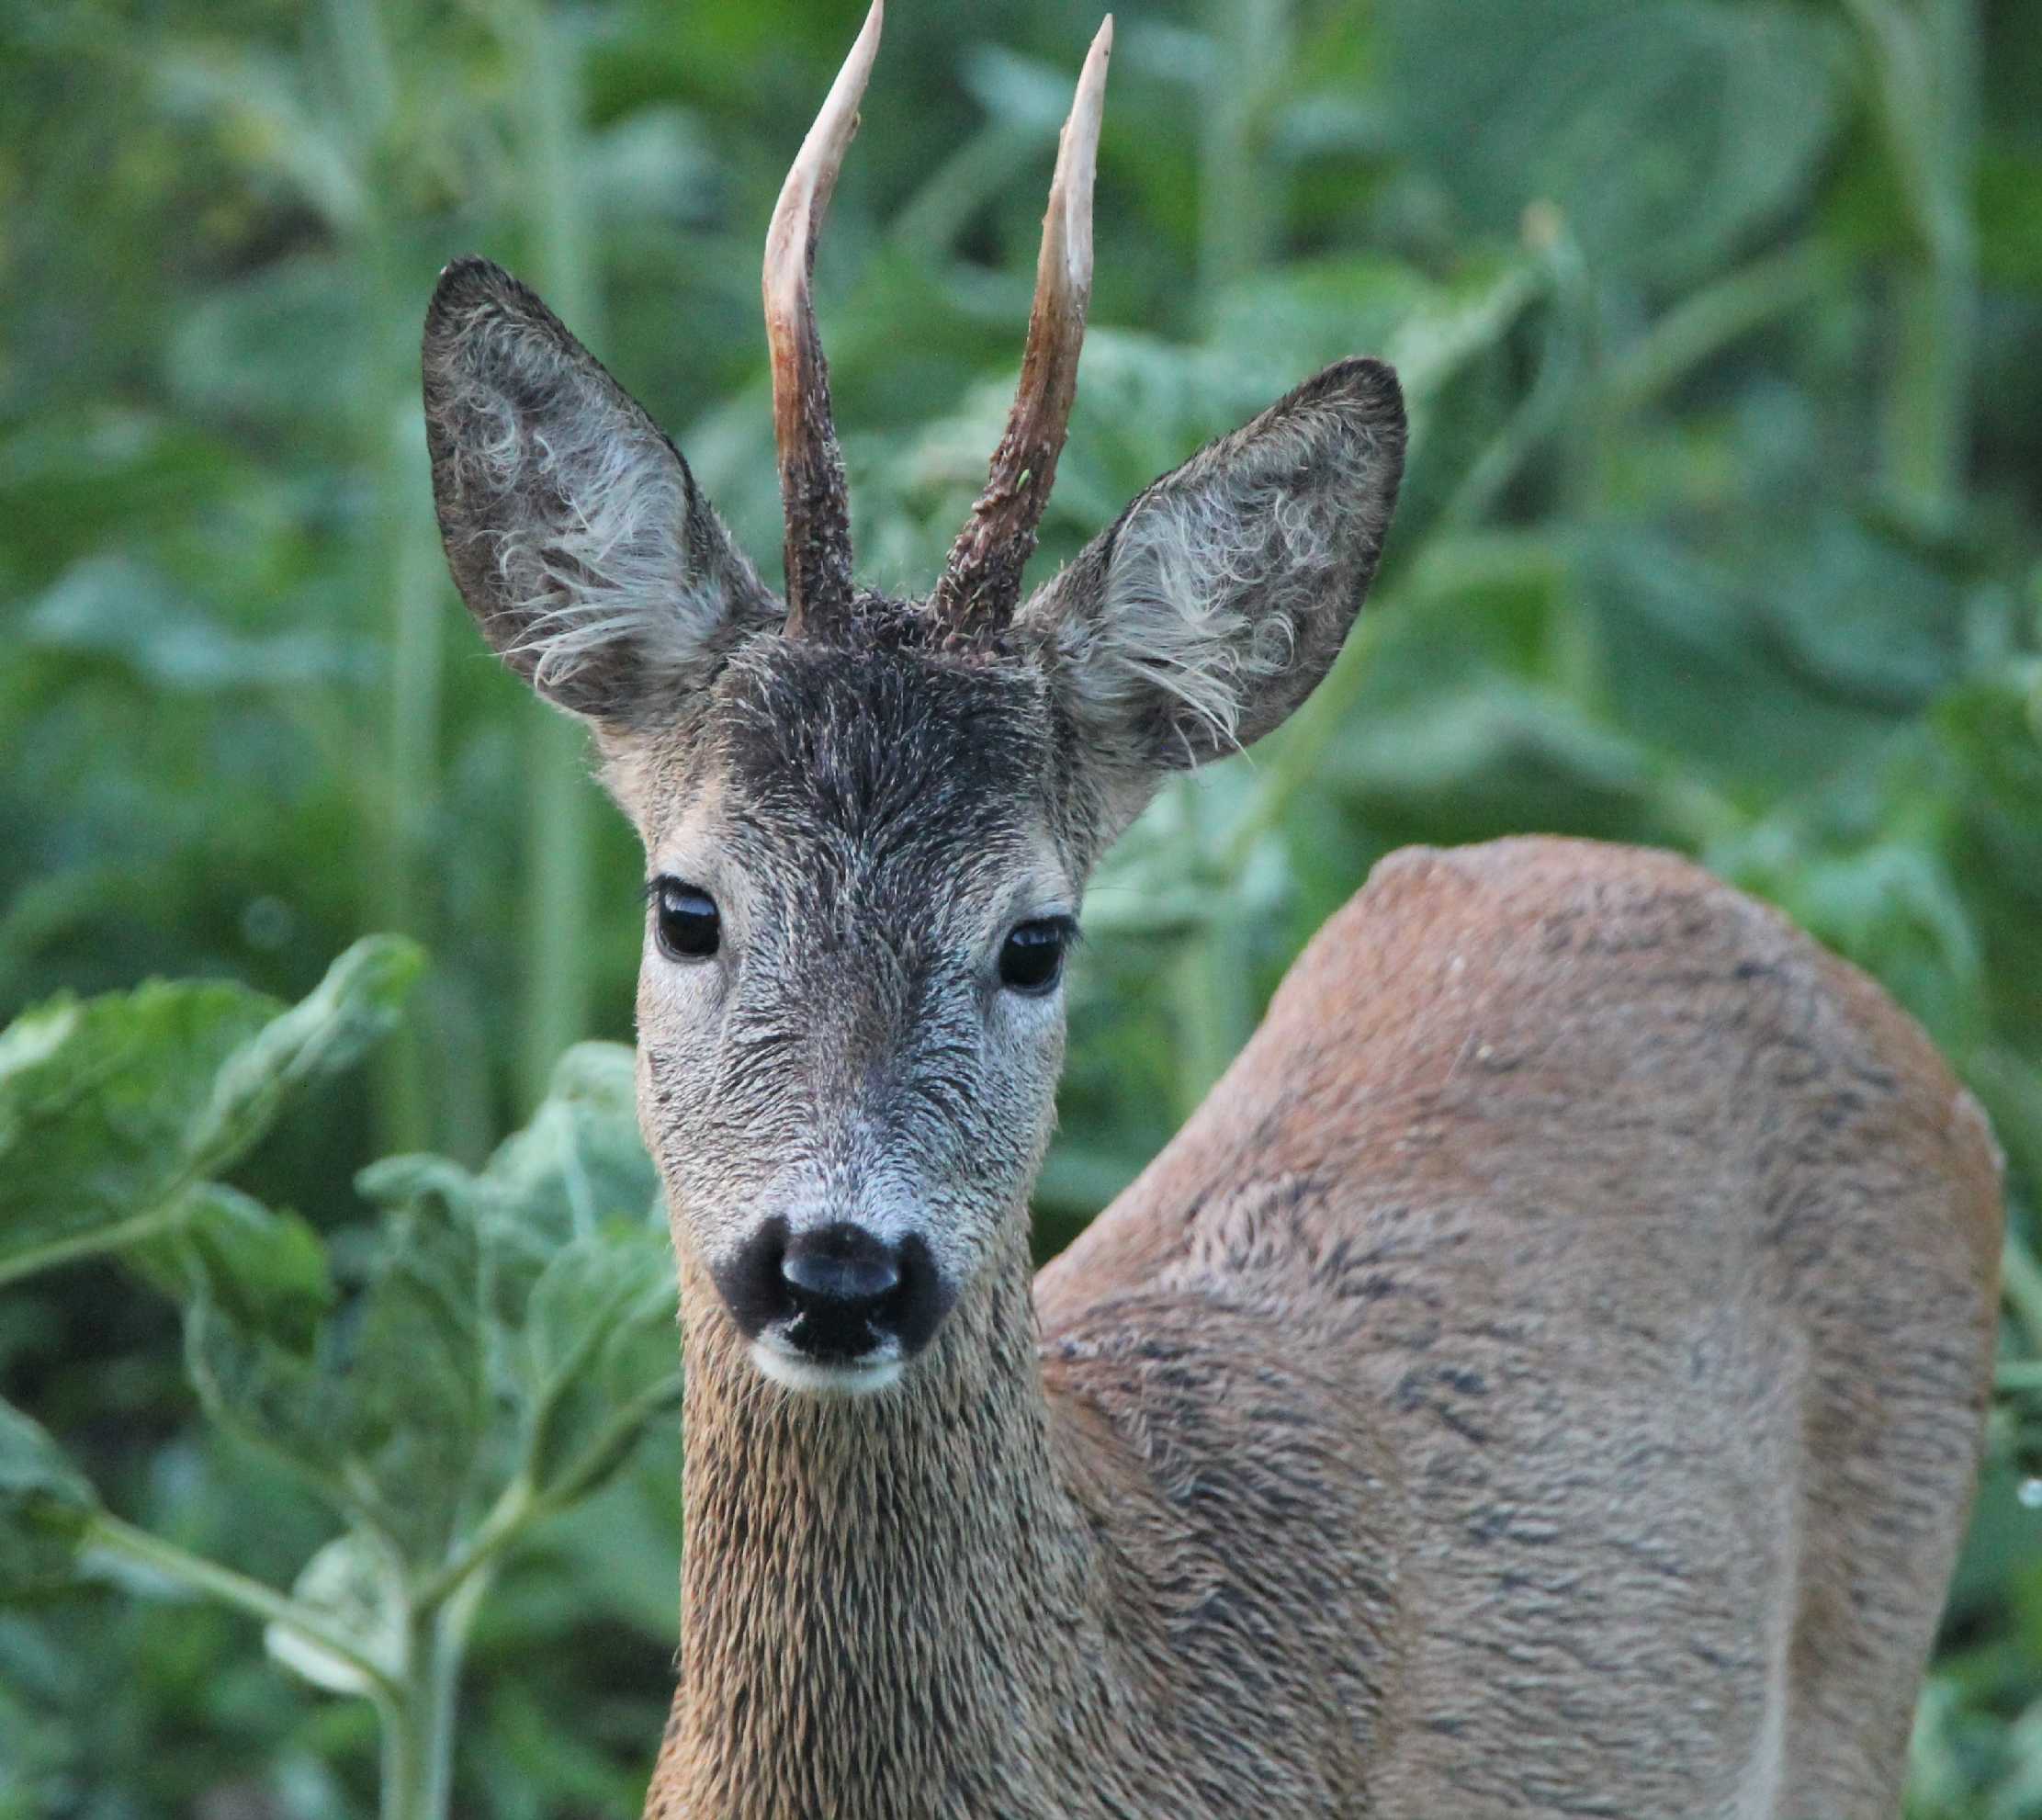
[422,6,1404,1394]
[626,641,1079,1391]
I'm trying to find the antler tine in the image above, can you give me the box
[764,0,882,639]
[932,17,1112,640]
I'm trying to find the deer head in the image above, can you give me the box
[422,4,1405,1396]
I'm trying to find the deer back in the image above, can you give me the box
[1036,835,2001,1813]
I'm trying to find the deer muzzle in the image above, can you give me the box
[716,1215,953,1392]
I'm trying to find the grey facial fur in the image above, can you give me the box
[634,642,1077,1372]
[423,256,1405,1382]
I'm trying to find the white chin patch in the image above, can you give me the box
[750,1340,903,1396]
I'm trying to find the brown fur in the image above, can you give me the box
[646,837,2000,1819]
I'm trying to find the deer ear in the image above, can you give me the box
[423,257,778,728]
[1017,357,1405,780]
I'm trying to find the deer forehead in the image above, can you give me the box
[633,639,1085,925]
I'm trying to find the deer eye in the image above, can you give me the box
[998,917,1072,995]
[653,880,721,962]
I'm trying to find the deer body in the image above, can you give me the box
[643,837,1999,1820]
[421,9,2002,1814]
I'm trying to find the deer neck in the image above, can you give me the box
[669,1217,1104,1818]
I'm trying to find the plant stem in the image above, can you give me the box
[1217,608,1393,876]
[505,0,601,1113]
[377,1573,487,1820]
[2001,1234,2042,1359]
[1888,255,1975,526]
[83,1510,400,1704]
[1198,0,1288,310]
[411,1473,536,1611]
[1176,0,1292,1114]
[1436,221,1586,536]
[374,415,447,1157]
[1604,243,1837,418]
[1847,0,1980,529]
[0,1204,189,1292]
[314,0,450,1155]
[1168,784,1255,1121]
[1,1159,265,1290]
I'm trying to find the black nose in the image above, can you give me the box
[783,1225,900,1311]
[714,1217,953,1363]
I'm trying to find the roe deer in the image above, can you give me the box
[421,7,2003,1814]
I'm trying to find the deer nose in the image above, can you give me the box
[782,1224,901,1314]
[714,1215,956,1373]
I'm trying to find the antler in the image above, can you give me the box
[931,17,1112,640]
[764,1,882,639]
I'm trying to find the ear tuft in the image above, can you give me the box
[1020,356,1405,777]
[423,257,776,727]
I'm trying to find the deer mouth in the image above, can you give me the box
[750,1336,905,1396]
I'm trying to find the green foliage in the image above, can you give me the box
[0,939,419,1331]
[190,1043,674,1572]
[0,1402,99,1596]
[0,962,677,1820]
[4,0,2039,1813]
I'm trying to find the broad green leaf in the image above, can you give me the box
[1210,255,1540,409]
[0,981,275,1286]
[189,937,423,1167]
[190,1188,490,1566]
[0,1399,99,1595]
[476,1043,657,1251]
[191,1041,671,1569]
[1576,528,1921,794]
[264,1533,404,1697]
[1326,683,1671,848]
[1935,665,2042,896]
[24,555,362,693]
[0,938,420,1295]
[175,1186,332,1347]
[1385,0,1845,283]
[1719,821,1984,1051]
[366,1042,659,1341]
[518,1222,681,1505]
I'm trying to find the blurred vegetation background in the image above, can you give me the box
[3,0,2039,1813]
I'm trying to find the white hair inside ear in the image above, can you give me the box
[1020,356,1405,776]
[423,257,778,728]
[466,349,709,699]
[1079,470,1326,758]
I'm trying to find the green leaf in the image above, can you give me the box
[264,1533,405,1697]
[447,1044,674,1507]
[1576,527,1932,795]
[190,1041,672,1573]
[479,1043,656,1241]
[1718,820,1985,1051]
[155,1185,332,1351]
[0,1399,99,1595]
[1385,0,1846,284]
[190,1186,490,1566]
[518,1221,680,1505]
[365,1041,660,1339]
[1326,682,1669,847]
[1935,664,2042,898]
[0,937,421,1295]
[0,981,274,1283]
[23,555,363,693]
[1211,254,1540,409]
[187,936,424,1169]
